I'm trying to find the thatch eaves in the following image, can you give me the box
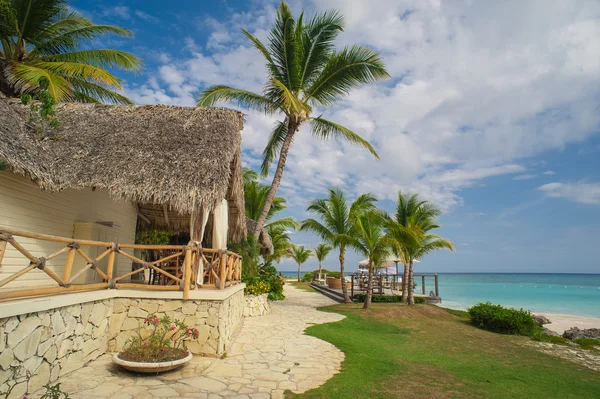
[0,98,246,242]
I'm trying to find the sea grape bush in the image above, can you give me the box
[468,302,536,335]
[301,272,314,282]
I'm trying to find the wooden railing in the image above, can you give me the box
[0,227,242,301]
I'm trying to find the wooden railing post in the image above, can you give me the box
[106,244,116,281]
[219,250,227,290]
[62,243,78,282]
[183,247,192,299]
[0,235,8,267]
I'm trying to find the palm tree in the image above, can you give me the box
[198,2,389,238]
[0,0,141,103]
[287,245,313,282]
[263,225,293,267]
[386,192,455,305]
[300,188,376,302]
[314,243,332,281]
[349,211,392,309]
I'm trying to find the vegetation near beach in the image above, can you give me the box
[301,188,377,302]
[287,244,313,282]
[286,304,600,399]
[198,1,389,238]
[0,0,141,103]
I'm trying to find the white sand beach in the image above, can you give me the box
[537,313,600,334]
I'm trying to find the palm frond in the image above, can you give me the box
[268,1,301,91]
[31,60,122,87]
[33,24,134,55]
[270,77,310,115]
[260,118,289,177]
[197,85,279,114]
[265,216,299,231]
[314,243,333,262]
[10,62,71,100]
[306,45,390,106]
[311,117,379,159]
[41,49,141,70]
[300,218,335,243]
[68,78,131,104]
[241,29,284,82]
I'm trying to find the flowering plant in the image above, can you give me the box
[119,313,199,362]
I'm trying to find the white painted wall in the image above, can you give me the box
[0,171,137,290]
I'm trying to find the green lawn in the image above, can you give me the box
[286,304,600,399]
[288,281,318,293]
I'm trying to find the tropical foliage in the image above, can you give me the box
[385,192,455,304]
[301,188,376,302]
[198,1,389,239]
[0,0,141,103]
[287,244,313,282]
[314,243,332,281]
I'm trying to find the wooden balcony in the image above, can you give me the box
[0,226,242,301]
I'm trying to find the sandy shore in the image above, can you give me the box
[536,313,600,334]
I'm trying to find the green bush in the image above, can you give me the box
[242,264,285,301]
[468,302,536,336]
[314,269,341,279]
[531,331,571,345]
[301,272,314,282]
[244,279,271,295]
[354,294,425,304]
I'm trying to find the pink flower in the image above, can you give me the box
[160,348,168,353]
[169,326,176,331]
[142,342,148,346]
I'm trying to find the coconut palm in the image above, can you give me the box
[314,243,332,281]
[386,192,455,305]
[349,211,392,309]
[0,0,141,103]
[198,2,389,238]
[287,245,313,282]
[300,188,376,302]
[263,225,293,267]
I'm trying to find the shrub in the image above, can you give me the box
[468,302,536,336]
[301,272,314,282]
[243,263,285,300]
[354,294,425,304]
[119,313,198,362]
[531,331,571,345]
[244,279,271,295]
[315,269,341,279]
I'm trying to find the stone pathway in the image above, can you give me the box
[30,285,345,399]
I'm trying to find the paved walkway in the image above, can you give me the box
[32,285,345,399]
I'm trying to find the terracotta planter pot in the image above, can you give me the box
[112,351,193,373]
[326,277,351,289]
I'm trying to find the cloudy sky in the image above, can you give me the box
[74,0,600,273]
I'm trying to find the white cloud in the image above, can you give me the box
[513,174,537,180]
[101,6,131,19]
[123,0,600,213]
[539,181,600,205]
[543,170,555,175]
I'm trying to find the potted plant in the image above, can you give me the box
[112,313,199,373]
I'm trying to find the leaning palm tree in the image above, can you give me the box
[349,211,392,309]
[314,243,332,282]
[0,0,141,103]
[198,2,389,238]
[287,245,313,282]
[301,188,376,302]
[386,192,455,304]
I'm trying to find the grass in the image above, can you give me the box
[288,281,319,293]
[286,303,600,399]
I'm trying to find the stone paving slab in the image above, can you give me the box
[29,285,345,399]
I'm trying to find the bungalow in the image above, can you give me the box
[0,96,269,394]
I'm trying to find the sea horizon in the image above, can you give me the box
[280,271,600,318]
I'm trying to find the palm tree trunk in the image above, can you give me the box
[297,262,301,282]
[318,260,322,282]
[339,247,350,303]
[408,260,415,305]
[401,262,409,303]
[251,122,297,237]
[364,261,374,309]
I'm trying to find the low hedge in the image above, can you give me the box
[468,302,536,336]
[301,272,314,282]
[354,294,425,304]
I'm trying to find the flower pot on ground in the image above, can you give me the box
[326,277,351,289]
[112,313,199,373]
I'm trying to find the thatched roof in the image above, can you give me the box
[0,97,247,242]
[246,217,274,256]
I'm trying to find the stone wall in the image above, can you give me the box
[243,294,271,317]
[0,287,245,397]
[108,289,245,356]
[0,299,113,399]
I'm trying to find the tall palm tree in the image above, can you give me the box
[386,192,455,304]
[349,211,392,309]
[0,0,141,103]
[314,243,332,281]
[300,188,376,302]
[263,225,293,267]
[287,245,313,282]
[198,2,389,238]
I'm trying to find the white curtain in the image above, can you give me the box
[212,198,229,250]
[195,206,210,285]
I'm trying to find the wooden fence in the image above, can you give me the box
[0,227,242,301]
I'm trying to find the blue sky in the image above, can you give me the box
[72,0,600,274]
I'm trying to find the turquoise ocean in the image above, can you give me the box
[280,272,600,317]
